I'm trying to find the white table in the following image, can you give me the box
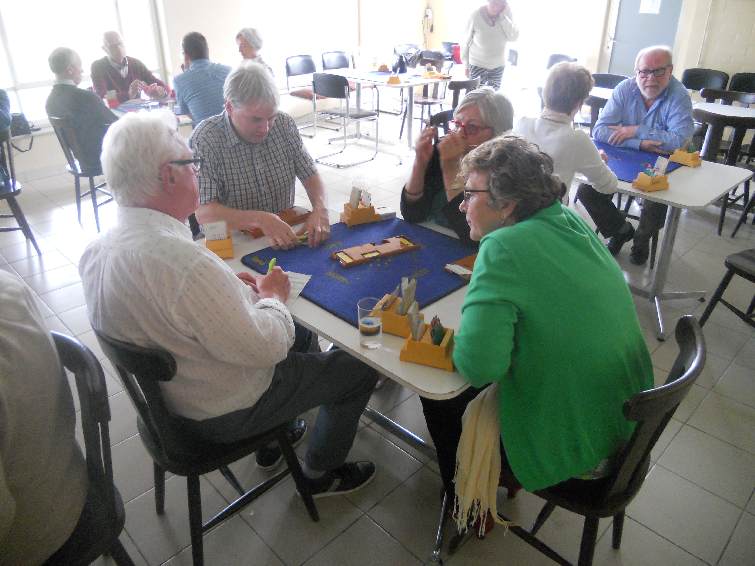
[329,69,451,149]
[615,160,753,339]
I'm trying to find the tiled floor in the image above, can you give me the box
[2,100,754,565]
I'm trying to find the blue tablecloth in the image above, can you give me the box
[594,141,682,182]
[241,218,474,327]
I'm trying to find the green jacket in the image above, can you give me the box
[453,202,653,491]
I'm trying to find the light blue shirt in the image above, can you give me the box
[593,76,694,153]
[173,59,231,125]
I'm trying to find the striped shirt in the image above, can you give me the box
[190,111,317,213]
[173,59,231,124]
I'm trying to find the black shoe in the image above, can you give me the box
[255,418,307,471]
[629,242,650,266]
[303,461,376,499]
[606,222,635,256]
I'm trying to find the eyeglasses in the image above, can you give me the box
[450,120,491,137]
[169,157,203,174]
[636,66,669,79]
[463,189,490,202]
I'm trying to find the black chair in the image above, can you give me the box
[312,73,379,169]
[729,72,755,93]
[526,315,706,566]
[546,53,577,69]
[681,68,729,91]
[731,191,754,238]
[592,73,628,89]
[95,331,319,566]
[45,332,134,566]
[693,91,755,235]
[400,50,448,139]
[285,54,318,98]
[699,249,755,329]
[577,74,628,133]
[425,78,481,136]
[321,50,352,71]
[48,115,112,232]
[0,127,40,255]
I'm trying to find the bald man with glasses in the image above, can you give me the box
[577,45,694,266]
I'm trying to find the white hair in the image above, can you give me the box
[634,45,673,69]
[48,47,78,76]
[236,27,263,50]
[224,61,279,109]
[455,88,514,136]
[101,110,188,207]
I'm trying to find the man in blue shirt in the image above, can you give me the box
[577,46,694,265]
[173,32,231,125]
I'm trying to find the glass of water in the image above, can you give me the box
[357,297,382,349]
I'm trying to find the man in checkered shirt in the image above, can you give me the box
[190,61,330,248]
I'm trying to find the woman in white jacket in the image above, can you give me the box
[514,62,617,204]
[462,0,519,90]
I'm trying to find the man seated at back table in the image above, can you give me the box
[173,31,230,125]
[46,47,118,173]
[79,110,378,495]
[576,45,694,266]
[91,31,168,104]
[190,61,331,249]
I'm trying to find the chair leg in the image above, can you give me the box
[649,231,659,270]
[612,511,625,549]
[278,430,319,522]
[731,182,753,238]
[577,516,600,566]
[6,195,41,255]
[74,176,82,224]
[746,294,755,318]
[90,176,100,232]
[699,268,734,327]
[187,475,204,566]
[399,106,408,140]
[108,539,136,566]
[717,191,731,236]
[219,465,245,497]
[154,462,166,515]
[530,501,556,535]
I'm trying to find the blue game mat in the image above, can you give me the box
[241,218,475,327]
[594,141,683,182]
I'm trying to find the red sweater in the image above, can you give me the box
[90,56,168,102]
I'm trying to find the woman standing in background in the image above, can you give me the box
[462,0,519,90]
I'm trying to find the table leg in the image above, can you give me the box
[355,82,362,139]
[628,207,706,340]
[701,122,725,162]
[363,405,437,460]
[407,87,415,149]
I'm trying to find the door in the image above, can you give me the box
[608,0,683,76]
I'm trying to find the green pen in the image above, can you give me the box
[267,257,277,273]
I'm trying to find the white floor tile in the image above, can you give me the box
[91,530,148,566]
[718,512,755,566]
[687,392,755,453]
[626,466,741,564]
[304,515,421,566]
[659,425,755,507]
[714,362,755,409]
[111,434,163,504]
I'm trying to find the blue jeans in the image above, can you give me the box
[184,325,378,472]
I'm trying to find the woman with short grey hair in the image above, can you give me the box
[236,27,273,75]
[401,88,514,247]
[514,62,617,202]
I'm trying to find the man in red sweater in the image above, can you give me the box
[91,31,168,103]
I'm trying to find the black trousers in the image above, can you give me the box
[576,183,667,243]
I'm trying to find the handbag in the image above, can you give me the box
[10,112,38,152]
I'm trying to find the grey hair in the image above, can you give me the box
[454,88,514,136]
[634,45,673,69]
[101,110,188,207]
[461,136,564,222]
[224,61,279,109]
[543,62,594,114]
[236,27,263,50]
[48,47,78,76]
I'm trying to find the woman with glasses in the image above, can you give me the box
[515,62,617,203]
[421,136,652,532]
[401,88,513,247]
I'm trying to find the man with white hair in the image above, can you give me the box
[577,45,694,266]
[45,47,118,172]
[191,61,330,248]
[91,31,168,103]
[79,111,378,495]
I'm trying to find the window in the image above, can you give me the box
[0,0,165,121]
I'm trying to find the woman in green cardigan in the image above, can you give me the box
[420,136,653,499]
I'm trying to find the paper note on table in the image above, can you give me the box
[286,271,311,305]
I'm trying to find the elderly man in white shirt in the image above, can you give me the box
[79,111,377,498]
[515,62,617,202]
